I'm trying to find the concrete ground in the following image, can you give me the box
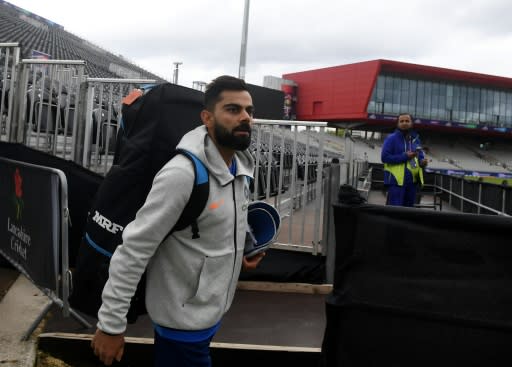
[0,266,50,367]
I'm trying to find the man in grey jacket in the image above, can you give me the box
[91,75,264,366]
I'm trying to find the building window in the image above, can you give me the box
[366,72,512,128]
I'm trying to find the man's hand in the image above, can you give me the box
[242,252,265,271]
[91,329,125,366]
[406,151,417,159]
[420,158,428,167]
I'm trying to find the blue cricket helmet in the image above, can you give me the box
[244,201,281,258]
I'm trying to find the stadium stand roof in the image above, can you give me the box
[0,0,166,81]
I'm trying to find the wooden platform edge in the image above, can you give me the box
[39,332,153,344]
[38,332,321,353]
[211,342,321,353]
[237,281,333,295]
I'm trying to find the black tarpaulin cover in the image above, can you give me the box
[322,203,512,367]
[239,248,326,284]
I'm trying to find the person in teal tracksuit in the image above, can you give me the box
[381,113,428,207]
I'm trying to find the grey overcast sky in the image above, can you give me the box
[6,0,512,88]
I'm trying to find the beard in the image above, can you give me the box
[398,125,412,134]
[213,121,252,151]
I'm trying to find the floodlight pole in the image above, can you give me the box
[238,0,250,80]
[192,81,207,92]
[172,62,183,84]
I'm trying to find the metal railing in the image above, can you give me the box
[9,59,86,161]
[369,163,509,216]
[81,78,156,174]
[1,52,353,259]
[0,43,20,142]
[252,120,345,255]
[435,174,510,216]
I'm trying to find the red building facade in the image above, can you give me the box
[283,60,512,136]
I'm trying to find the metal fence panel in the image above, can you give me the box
[10,60,86,162]
[434,173,510,216]
[4,59,349,256]
[81,78,156,174]
[0,43,20,143]
[252,120,344,254]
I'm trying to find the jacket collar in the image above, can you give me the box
[177,126,255,187]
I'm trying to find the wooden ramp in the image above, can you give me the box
[38,282,329,366]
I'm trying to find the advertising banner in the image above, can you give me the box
[282,84,297,120]
[31,49,51,60]
[0,157,60,290]
[368,113,512,134]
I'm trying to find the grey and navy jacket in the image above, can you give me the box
[97,125,254,334]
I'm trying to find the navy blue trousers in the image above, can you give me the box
[154,331,213,367]
[386,184,417,207]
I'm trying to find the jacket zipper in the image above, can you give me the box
[232,181,238,258]
[226,180,237,310]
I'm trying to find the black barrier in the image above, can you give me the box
[479,180,508,214]
[0,156,91,339]
[437,175,511,215]
[322,203,512,366]
[462,178,479,213]
[506,186,512,214]
[371,165,511,216]
[0,157,60,290]
[0,142,103,266]
[450,175,463,209]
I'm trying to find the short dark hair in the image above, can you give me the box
[204,75,249,111]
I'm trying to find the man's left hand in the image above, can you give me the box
[242,252,265,271]
[420,159,428,167]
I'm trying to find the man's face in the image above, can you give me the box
[204,90,254,151]
[397,114,412,131]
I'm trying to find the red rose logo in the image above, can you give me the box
[13,168,24,220]
[14,168,23,198]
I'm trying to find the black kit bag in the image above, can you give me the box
[69,83,209,322]
[338,184,366,205]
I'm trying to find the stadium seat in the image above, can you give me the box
[27,79,59,134]
[92,107,117,155]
